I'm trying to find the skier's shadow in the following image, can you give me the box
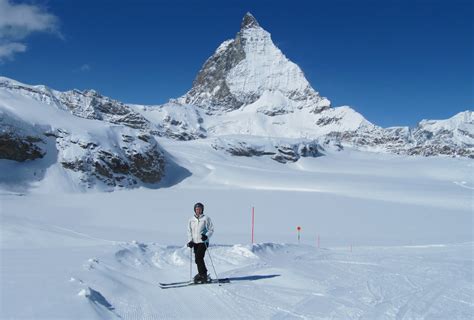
[227,274,280,282]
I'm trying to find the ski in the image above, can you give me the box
[159,280,191,287]
[159,278,230,289]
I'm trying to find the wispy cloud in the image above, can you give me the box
[80,64,91,72]
[74,63,91,72]
[0,0,61,62]
[0,42,26,60]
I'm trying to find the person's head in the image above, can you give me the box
[194,202,204,216]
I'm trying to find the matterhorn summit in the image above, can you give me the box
[178,12,330,114]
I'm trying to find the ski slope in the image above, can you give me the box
[1,143,473,319]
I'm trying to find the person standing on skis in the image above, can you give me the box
[187,202,214,283]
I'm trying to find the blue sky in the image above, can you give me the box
[0,0,472,127]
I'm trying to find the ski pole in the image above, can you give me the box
[190,247,192,283]
[205,242,220,285]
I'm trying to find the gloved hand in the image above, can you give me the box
[187,241,195,248]
[201,234,208,241]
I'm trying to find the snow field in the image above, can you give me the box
[14,241,471,319]
[1,132,473,319]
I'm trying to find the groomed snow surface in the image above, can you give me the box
[1,144,473,319]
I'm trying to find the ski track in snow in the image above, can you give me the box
[66,242,473,320]
[453,181,474,190]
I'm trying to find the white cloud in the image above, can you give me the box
[0,0,60,62]
[80,64,91,72]
[74,63,91,72]
[0,42,27,60]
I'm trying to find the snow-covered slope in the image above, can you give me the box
[0,77,151,130]
[130,101,207,140]
[1,147,472,319]
[0,78,169,192]
[409,111,474,156]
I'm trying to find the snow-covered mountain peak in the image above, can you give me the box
[240,12,260,30]
[0,76,20,86]
[410,111,474,151]
[418,110,473,130]
[178,13,330,114]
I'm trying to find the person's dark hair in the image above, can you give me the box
[194,202,204,213]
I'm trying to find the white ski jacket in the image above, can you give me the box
[188,214,214,244]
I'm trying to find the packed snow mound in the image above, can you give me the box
[66,241,473,320]
[248,242,288,254]
[90,242,302,277]
[112,242,261,269]
[106,242,310,273]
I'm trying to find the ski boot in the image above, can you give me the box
[193,273,211,284]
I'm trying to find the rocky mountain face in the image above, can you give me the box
[408,112,473,157]
[325,111,473,158]
[0,13,472,192]
[131,102,207,141]
[211,136,329,164]
[0,79,151,130]
[178,13,330,115]
[0,78,166,191]
[55,129,165,188]
[0,111,46,162]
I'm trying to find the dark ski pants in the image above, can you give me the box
[193,242,208,276]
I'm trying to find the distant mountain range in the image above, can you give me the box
[0,13,472,191]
